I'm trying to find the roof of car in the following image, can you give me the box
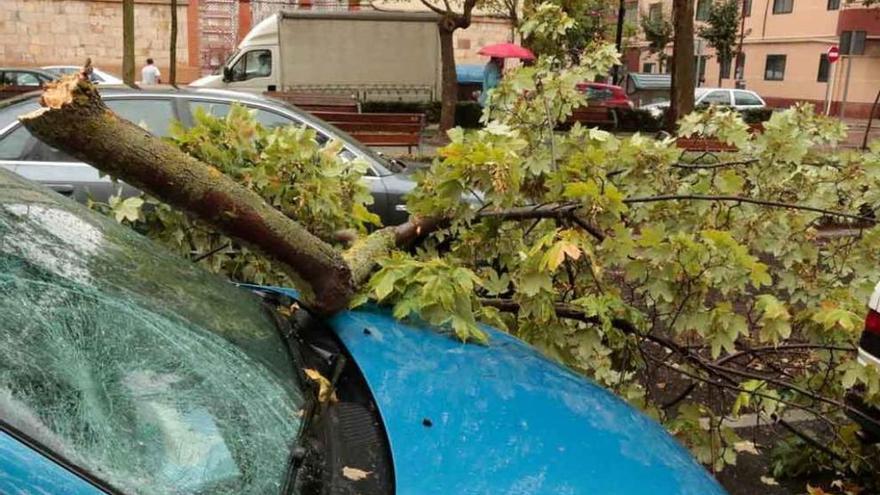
[0,67,55,76]
[579,82,624,90]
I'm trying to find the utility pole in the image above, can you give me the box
[840,56,853,119]
[734,0,747,88]
[123,0,135,85]
[170,0,178,86]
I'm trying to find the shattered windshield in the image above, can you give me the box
[0,170,304,494]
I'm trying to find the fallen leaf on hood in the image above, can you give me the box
[342,466,372,481]
[760,476,779,486]
[733,440,760,455]
[304,368,337,404]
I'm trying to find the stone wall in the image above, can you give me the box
[0,0,198,82]
[454,17,513,65]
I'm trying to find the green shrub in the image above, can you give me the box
[454,102,483,129]
[740,107,773,124]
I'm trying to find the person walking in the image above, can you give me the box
[479,57,504,107]
[141,58,161,85]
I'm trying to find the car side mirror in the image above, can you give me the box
[222,67,233,82]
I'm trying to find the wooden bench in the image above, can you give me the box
[312,111,426,153]
[265,91,360,114]
[675,124,765,152]
[568,106,619,129]
[675,137,738,152]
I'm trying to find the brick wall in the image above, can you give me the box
[0,0,199,82]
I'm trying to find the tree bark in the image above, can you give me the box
[170,0,178,86]
[420,0,477,133]
[669,0,695,131]
[123,0,135,85]
[20,77,357,315]
[438,21,459,132]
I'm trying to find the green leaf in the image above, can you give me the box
[113,196,144,223]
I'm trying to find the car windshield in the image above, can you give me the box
[0,169,305,494]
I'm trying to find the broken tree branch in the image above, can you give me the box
[20,77,356,315]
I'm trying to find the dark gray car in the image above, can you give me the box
[0,87,416,225]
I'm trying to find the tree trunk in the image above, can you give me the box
[438,22,458,132]
[123,0,135,85]
[612,0,627,84]
[170,0,178,86]
[669,0,695,131]
[20,77,360,315]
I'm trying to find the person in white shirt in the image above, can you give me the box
[141,58,161,85]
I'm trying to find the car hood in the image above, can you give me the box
[189,74,222,87]
[263,288,725,494]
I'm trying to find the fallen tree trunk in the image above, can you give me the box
[20,77,359,315]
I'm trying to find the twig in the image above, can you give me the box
[714,343,856,365]
[623,194,878,223]
[191,242,231,263]
[672,158,758,169]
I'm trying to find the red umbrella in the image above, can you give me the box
[478,43,535,60]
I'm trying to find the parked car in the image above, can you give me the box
[0,168,728,494]
[569,83,634,129]
[643,88,766,117]
[846,282,880,442]
[42,65,123,85]
[0,68,56,100]
[0,87,417,225]
[577,82,634,110]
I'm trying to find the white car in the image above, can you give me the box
[41,65,123,85]
[643,88,766,117]
[846,282,880,441]
[860,282,880,369]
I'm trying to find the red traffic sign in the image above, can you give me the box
[827,45,840,63]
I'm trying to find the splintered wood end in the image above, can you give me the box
[39,75,82,109]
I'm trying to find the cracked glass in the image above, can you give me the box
[0,170,304,494]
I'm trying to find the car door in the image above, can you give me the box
[185,97,393,222]
[0,96,182,203]
[0,429,106,494]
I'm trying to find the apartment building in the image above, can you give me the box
[631,0,879,118]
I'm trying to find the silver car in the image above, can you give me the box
[0,87,417,225]
[643,88,766,117]
[41,65,123,85]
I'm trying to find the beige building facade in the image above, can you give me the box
[631,0,879,117]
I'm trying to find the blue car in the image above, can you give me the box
[0,168,727,495]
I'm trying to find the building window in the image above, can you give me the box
[643,62,656,73]
[720,56,732,79]
[743,0,752,16]
[625,2,638,23]
[648,2,662,22]
[735,53,746,80]
[817,54,830,82]
[841,30,867,55]
[827,0,839,9]
[696,0,711,20]
[772,0,793,14]
[764,54,786,80]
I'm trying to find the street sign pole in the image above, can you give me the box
[824,45,839,115]
[825,62,837,115]
[825,45,840,115]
